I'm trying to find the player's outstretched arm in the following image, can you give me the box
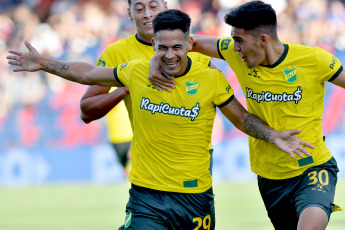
[80,86,129,124]
[7,41,122,87]
[219,97,314,158]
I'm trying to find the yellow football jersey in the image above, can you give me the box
[115,58,234,193]
[218,37,343,179]
[97,34,211,144]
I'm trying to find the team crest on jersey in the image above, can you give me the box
[185,80,200,95]
[124,211,132,228]
[120,62,129,70]
[283,66,298,83]
[97,60,105,67]
[221,37,231,50]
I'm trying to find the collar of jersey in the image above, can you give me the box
[174,57,192,78]
[261,43,289,68]
[135,34,152,46]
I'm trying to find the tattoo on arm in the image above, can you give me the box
[42,62,69,74]
[243,113,272,141]
[226,97,274,142]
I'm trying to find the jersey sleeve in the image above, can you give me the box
[213,71,234,107]
[114,59,142,88]
[96,45,117,67]
[216,37,244,74]
[217,37,234,60]
[315,47,343,83]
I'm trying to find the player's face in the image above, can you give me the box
[152,29,193,76]
[128,0,167,43]
[231,27,266,68]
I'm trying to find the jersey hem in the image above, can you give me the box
[129,179,212,194]
[252,155,332,180]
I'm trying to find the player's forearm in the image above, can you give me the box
[192,35,220,58]
[242,113,279,143]
[220,98,279,142]
[80,88,128,123]
[39,56,93,83]
[38,56,118,87]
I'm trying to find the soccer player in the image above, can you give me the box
[8,9,315,230]
[80,0,218,175]
[149,1,345,229]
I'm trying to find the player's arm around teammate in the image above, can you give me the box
[7,40,314,159]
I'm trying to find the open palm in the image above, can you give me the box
[7,40,42,72]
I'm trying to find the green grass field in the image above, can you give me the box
[1,179,344,230]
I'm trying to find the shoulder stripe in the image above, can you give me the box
[217,39,225,60]
[113,67,124,86]
[328,65,343,82]
[217,95,234,108]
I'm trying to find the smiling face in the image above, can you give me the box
[152,29,192,76]
[128,0,167,43]
[231,27,267,68]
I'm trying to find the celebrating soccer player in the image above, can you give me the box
[149,1,345,229]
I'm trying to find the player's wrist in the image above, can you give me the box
[269,130,280,144]
[124,87,130,95]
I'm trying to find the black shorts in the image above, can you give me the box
[258,157,339,229]
[118,184,215,230]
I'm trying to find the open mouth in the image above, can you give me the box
[144,22,152,26]
[164,60,179,69]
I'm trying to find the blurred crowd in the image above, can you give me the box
[1,0,345,137]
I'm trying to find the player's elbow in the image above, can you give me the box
[80,112,93,124]
[233,118,246,131]
[80,102,94,124]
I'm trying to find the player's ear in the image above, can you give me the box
[152,38,156,51]
[259,34,268,47]
[128,8,133,21]
[187,36,193,51]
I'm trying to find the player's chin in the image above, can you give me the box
[162,68,180,77]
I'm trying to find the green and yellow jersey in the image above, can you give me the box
[97,34,211,144]
[114,58,234,193]
[218,37,343,180]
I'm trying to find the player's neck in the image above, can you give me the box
[136,32,154,44]
[265,40,285,66]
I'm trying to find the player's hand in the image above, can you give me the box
[272,129,314,158]
[7,40,42,72]
[148,54,175,92]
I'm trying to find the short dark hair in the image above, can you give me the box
[153,9,191,36]
[224,1,277,37]
[128,0,164,7]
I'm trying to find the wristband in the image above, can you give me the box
[124,87,130,95]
